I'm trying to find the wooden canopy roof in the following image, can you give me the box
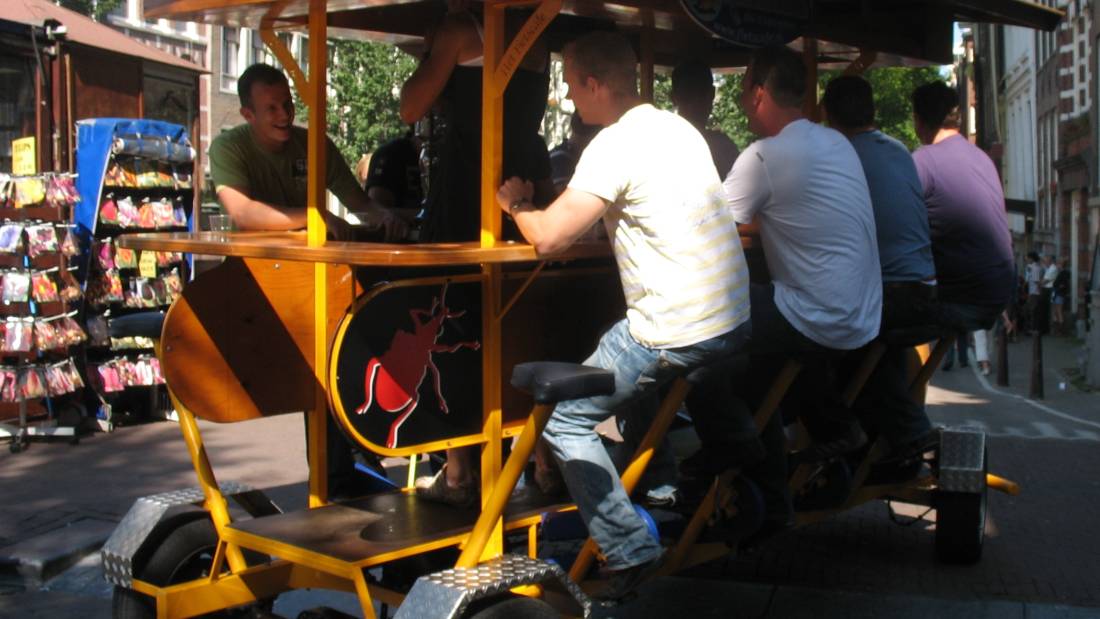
[143,0,1061,66]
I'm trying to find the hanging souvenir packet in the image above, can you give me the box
[30,270,60,303]
[150,278,169,306]
[0,223,24,253]
[2,271,30,304]
[0,175,11,208]
[132,357,156,386]
[58,268,82,302]
[59,224,80,256]
[99,195,119,226]
[57,315,87,346]
[2,317,32,353]
[96,240,115,270]
[0,366,17,402]
[45,362,75,396]
[114,243,137,269]
[66,358,84,389]
[162,270,183,302]
[25,223,59,257]
[137,198,157,229]
[45,174,80,207]
[104,269,124,303]
[149,356,165,384]
[33,320,63,351]
[105,161,125,187]
[117,197,140,228]
[13,177,46,208]
[153,198,174,228]
[156,162,175,188]
[17,366,46,399]
[93,362,124,393]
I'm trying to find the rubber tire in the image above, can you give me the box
[462,596,559,618]
[112,517,268,618]
[934,449,988,565]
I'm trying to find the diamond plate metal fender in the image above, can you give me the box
[101,482,278,587]
[937,428,987,494]
[394,554,592,619]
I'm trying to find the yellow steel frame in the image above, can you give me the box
[129,0,1027,616]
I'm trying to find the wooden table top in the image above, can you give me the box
[118,231,614,267]
[119,230,760,267]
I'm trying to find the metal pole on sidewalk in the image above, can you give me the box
[1029,331,1044,399]
[996,326,1009,386]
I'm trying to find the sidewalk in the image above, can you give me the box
[2,335,1099,618]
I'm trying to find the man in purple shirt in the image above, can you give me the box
[911,82,1014,331]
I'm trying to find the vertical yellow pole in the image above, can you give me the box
[478,0,506,563]
[307,0,329,508]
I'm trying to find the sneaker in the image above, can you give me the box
[643,487,683,509]
[415,469,476,508]
[794,424,868,464]
[593,551,665,605]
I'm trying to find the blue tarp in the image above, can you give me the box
[74,118,191,240]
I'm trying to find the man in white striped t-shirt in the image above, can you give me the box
[496,31,750,604]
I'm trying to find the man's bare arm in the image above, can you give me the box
[217,185,307,231]
[496,177,607,255]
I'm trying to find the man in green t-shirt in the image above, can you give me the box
[209,63,407,240]
[209,63,405,500]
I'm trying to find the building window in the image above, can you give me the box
[221,27,240,92]
[297,36,309,75]
[249,29,267,67]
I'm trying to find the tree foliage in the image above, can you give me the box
[315,40,417,165]
[680,64,946,153]
[56,0,124,21]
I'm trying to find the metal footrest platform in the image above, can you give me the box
[937,427,986,493]
[224,489,570,568]
[394,554,591,619]
[103,481,277,586]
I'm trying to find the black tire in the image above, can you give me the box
[113,517,271,618]
[935,449,988,565]
[462,596,559,619]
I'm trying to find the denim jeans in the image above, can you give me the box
[543,318,749,570]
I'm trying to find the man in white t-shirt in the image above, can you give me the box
[689,46,881,531]
[496,31,750,604]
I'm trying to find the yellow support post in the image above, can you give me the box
[306,0,329,509]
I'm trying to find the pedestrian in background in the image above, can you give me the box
[1051,258,1070,335]
[1024,251,1043,333]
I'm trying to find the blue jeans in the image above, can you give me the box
[543,318,749,570]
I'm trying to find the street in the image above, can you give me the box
[2,335,1099,617]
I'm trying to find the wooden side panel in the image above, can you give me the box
[161,257,355,422]
[71,48,141,121]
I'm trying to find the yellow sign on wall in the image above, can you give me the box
[12,137,35,175]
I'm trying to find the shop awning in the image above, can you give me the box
[2,0,205,73]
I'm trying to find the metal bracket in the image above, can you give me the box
[394,554,591,619]
[937,427,986,494]
[101,482,278,587]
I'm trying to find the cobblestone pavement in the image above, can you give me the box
[716,334,1100,608]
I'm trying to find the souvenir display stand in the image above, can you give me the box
[0,172,89,452]
[75,119,193,431]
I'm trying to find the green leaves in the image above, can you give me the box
[296,40,417,166]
